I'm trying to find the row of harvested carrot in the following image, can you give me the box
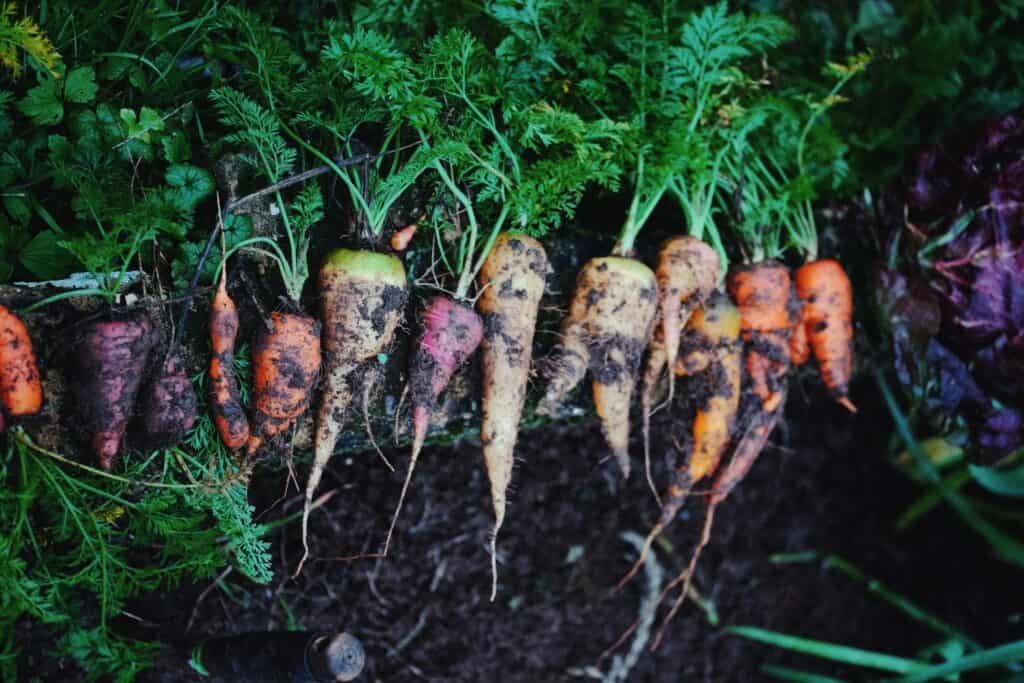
[0,234,853,615]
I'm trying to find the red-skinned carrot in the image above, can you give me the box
[73,313,159,470]
[383,294,483,555]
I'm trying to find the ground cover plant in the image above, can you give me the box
[1,1,1024,681]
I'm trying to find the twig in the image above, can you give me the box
[169,194,224,359]
[186,566,233,632]
[223,139,422,215]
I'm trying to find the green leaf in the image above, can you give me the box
[17,78,62,125]
[2,196,31,226]
[161,130,191,163]
[19,230,76,280]
[969,461,1024,498]
[63,66,98,104]
[165,164,213,210]
[119,106,165,144]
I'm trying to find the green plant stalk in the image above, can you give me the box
[822,555,983,653]
[727,626,933,675]
[888,640,1024,683]
[876,371,1024,568]
[761,664,846,683]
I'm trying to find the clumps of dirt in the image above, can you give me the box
[588,333,646,386]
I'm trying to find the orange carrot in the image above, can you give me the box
[616,292,741,590]
[390,223,418,252]
[640,236,720,498]
[650,397,785,649]
[794,259,856,412]
[209,270,250,451]
[789,302,810,366]
[245,312,322,457]
[727,261,793,412]
[0,305,43,422]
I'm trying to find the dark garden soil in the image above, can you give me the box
[124,370,1023,683]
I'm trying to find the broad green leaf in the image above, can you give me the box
[969,461,1024,498]
[165,164,213,209]
[17,78,62,125]
[2,196,31,226]
[63,66,98,104]
[19,230,76,280]
[119,106,165,143]
[161,130,191,163]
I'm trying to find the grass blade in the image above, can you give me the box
[822,555,982,652]
[727,626,930,674]
[888,640,1024,683]
[762,664,848,683]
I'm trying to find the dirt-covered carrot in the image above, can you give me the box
[650,395,785,649]
[140,352,197,447]
[384,295,483,554]
[640,237,720,498]
[538,256,658,479]
[727,261,793,412]
[73,313,159,470]
[616,292,741,589]
[0,305,43,422]
[209,269,249,450]
[794,258,856,412]
[789,303,810,366]
[296,249,407,574]
[477,233,548,599]
[245,312,322,457]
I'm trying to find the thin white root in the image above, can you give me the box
[593,531,665,679]
[382,421,425,557]
[490,532,499,602]
[362,372,394,472]
[650,503,716,650]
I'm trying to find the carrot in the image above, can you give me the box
[650,395,785,649]
[537,256,658,479]
[794,258,856,412]
[140,351,197,447]
[476,233,548,599]
[789,302,810,366]
[640,236,720,498]
[383,294,483,554]
[726,260,793,412]
[0,305,43,422]
[245,311,322,457]
[208,268,250,450]
[390,223,418,252]
[296,249,407,574]
[73,312,159,470]
[616,292,741,589]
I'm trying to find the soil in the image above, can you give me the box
[133,371,1023,683]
